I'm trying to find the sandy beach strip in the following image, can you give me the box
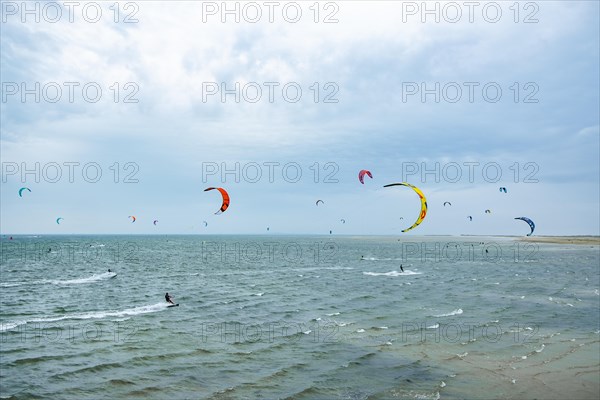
[517,236,600,245]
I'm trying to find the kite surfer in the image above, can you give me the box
[400,264,404,272]
[165,292,175,305]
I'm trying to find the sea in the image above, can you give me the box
[1,235,598,399]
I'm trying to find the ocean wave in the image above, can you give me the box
[433,309,463,317]
[0,281,26,288]
[1,302,170,332]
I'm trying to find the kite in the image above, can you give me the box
[204,187,230,214]
[358,169,373,184]
[515,217,535,236]
[467,216,473,221]
[443,202,452,207]
[129,215,136,223]
[485,210,491,214]
[56,217,64,224]
[316,200,324,206]
[340,219,346,224]
[153,220,158,225]
[18,187,31,197]
[383,182,428,232]
[499,187,507,193]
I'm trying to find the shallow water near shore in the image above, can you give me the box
[1,235,599,399]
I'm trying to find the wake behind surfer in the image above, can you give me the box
[165,292,175,305]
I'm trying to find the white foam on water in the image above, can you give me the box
[363,270,421,277]
[326,312,340,316]
[0,281,26,288]
[48,272,117,285]
[0,321,27,332]
[434,309,463,317]
[535,344,545,353]
[1,302,170,331]
[356,329,365,333]
[427,324,439,329]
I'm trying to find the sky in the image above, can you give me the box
[1,0,599,235]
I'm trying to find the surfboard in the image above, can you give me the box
[167,304,179,308]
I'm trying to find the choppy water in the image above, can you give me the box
[1,235,599,399]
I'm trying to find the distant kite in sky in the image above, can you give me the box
[499,187,507,193]
[204,187,230,214]
[467,216,473,221]
[316,200,324,206]
[18,187,31,197]
[485,210,491,214]
[153,220,158,225]
[443,202,452,207]
[56,217,64,224]
[340,219,346,224]
[358,169,373,184]
[129,215,136,223]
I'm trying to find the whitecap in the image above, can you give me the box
[535,344,545,353]
[0,321,27,332]
[1,302,171,331]
[434,309,463,317]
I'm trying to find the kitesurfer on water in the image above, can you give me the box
[165,292,175,304]
[400,264,404,272]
